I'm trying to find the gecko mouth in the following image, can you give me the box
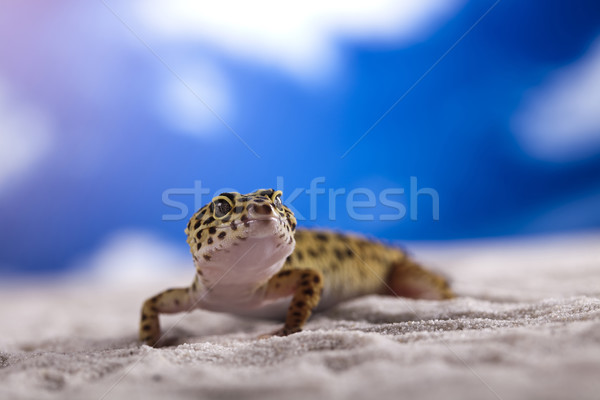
[236,217,287,239]
[213,216,283,231]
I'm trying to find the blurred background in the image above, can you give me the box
[1,0,599,278]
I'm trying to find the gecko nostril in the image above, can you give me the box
[252,203,273,215]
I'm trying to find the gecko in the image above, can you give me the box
[139,189,454,345]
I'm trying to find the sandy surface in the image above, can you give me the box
[1,231,599,400]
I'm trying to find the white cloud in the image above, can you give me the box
[129,1,464,137]
[512,37,600,162]
[158,62,233,136]
[71,230,192,286]
[134,0,465,80]
[0,79,53,193]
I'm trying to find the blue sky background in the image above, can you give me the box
[1,0,599,276]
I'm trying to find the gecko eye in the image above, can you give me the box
[272,191,283,211]
[213,198,233,218]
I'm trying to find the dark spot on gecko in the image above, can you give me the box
[142,324,151,331]
[207,238,213,244]
[218,231,226,239]
[230,221,238,230]
[150,296,158,303]
[303,288,314,296]
[208,227,217,234]
[204,216,215,225]
[292,311,301,317]
[141,314,147,321]
[150,306,158,313]
[334,248,343,259]
[285,256,292,264]
[196,230,203,239]
[301,280,310,286]
[301,273,310,279]
[278,270,292,277]
[196,243,202,251]
[315,233,328,241]
[194,220,202,229]
[313,276,320,284]
[203,254,211,261]
[308,249,318,258]
[174,299,180,306]
[239,197,250,202]
[295,301,305,308]
[346,249,354,257]
[296,251,304,261]
[233,206,244,214]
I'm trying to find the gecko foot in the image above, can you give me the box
[257,326,302,340]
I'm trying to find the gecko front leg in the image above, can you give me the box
[260,268,324,337]
[139,287,194,346]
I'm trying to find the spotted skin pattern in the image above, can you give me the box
[140,189,454,345]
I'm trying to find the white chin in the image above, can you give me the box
[199,235,294,284]
[193,218,294,284]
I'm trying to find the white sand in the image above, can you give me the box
[1,231,599,400]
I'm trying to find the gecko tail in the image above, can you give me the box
[384,259,455,300]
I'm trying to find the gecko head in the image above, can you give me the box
[185,189,297,278]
